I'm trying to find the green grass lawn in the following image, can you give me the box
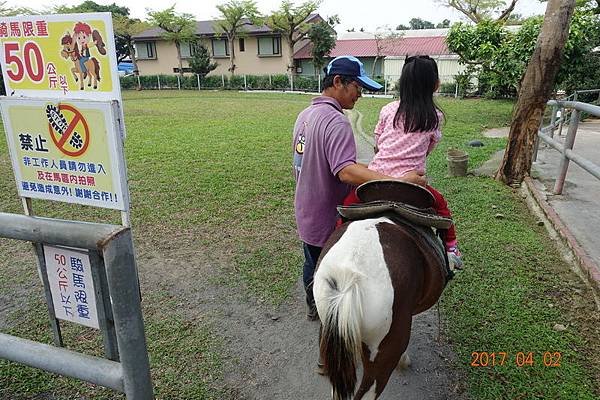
[0,90,598,399]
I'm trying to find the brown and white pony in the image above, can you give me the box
[60,33,101,90]
[314,216,447,400]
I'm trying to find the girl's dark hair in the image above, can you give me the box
[394,55,443,132]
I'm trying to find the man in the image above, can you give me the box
[292,56,426,320]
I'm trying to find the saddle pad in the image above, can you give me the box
[338,201,453,230]
[356,180,435,209]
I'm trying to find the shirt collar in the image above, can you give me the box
[311,96,343,113]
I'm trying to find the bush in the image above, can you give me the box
[439,82,456,95]
[201,75,224,89]
[454,71,474,98]
[120,75,137,90]
[293,75,318,91]
[228,75,245,90]
[271,74,290,90]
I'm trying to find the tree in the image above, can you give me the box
[0,0,35,15]
[495,0,576,185]
[436,19,451,28]
[54,1,130,62]
[215,0,261,76]
[112,15,150,80]
[441,0,519,23]
[372,27,401,76]
[396,24,410,30]
[266,0,321,76]
[308,15,338,76]
[147,6,196,79]
[446,10,600,96]
[188,43,218,78]
[409,18,435,29]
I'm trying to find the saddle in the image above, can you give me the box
[337,180,453,315]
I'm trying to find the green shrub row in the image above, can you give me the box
[119,74,388,93]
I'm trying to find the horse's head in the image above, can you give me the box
[60,33,79,61]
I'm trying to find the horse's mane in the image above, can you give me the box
[60,34,72,45]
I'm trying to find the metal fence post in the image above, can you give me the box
[549,104,558,139]
[103,229,153,399]
[290,74,294,91]
[269,74,272,87]
[553,109,580,195]
[455,82,458,98]
[137,75,141,90]
[197,74,201,91]
[244,74,247,91]
[221,74,225,88]
[318,73,321,93]
[157,75,161,90]
[177,75,181,90]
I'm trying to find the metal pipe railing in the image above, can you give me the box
[537,100,600,195]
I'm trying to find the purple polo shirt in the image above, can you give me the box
[292,96,356,247]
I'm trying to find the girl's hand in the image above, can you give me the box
[400,170,427,187]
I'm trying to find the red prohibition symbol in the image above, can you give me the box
[47,103,90,157]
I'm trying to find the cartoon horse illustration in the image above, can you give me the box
[60,32,102,90]
[314,180,453,399]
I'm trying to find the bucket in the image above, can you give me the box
[447,149,469,177]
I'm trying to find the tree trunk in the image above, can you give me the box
[371,55,379,77]
[175,41,184,80]
[288,33,295,76]
[228,34,236,76]
[495,0,576,185]
[128,42,141,90]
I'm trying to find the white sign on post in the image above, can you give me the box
[44,245,99,329]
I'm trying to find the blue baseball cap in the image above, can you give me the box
[325,55,383,91]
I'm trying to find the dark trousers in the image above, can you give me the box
[302,242,323,307]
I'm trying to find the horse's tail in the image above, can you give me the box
[317,266,364,400]
[93,58,101,81]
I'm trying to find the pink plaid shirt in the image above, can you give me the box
[368,101,442,177]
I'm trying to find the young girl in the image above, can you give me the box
[367,55,462,269]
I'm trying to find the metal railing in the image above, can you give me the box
[0,213,153,399]
[536,99,600,195]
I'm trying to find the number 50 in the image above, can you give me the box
[4,42,44,83]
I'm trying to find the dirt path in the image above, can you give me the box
[138,244,466,399]
[171,110,467,399]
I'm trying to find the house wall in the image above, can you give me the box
[384,55,465,83]
[135,36,290,77]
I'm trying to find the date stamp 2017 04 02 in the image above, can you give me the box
[470,351,562,367]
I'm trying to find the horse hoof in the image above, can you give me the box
[80,87,84,90]
[93,86,97,89]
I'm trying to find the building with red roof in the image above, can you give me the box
[293,29,464,84]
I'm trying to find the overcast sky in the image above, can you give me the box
[15,0,548,33]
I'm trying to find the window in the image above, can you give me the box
[239,38,245,52]
[211,38,229,57]
[136,41,156,59]
[180,42,196,59]
[257,37,281,56]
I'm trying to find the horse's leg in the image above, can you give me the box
[353,311,413,400]
[71,67,78,82]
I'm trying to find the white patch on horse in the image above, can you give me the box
[314,217,394,361]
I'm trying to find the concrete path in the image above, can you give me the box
[480,121,600,290]
[531,120,600,288]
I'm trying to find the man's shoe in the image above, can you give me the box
[307,303,319,321]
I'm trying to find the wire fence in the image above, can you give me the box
[120,73,461,97]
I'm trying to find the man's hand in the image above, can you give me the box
[400,170,427,187]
